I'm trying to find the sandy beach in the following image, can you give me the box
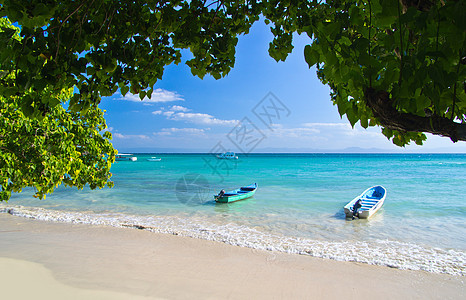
[0,213,464,299]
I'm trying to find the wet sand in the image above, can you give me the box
[0,213,464,299]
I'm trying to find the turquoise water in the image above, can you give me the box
[3,153,466,275]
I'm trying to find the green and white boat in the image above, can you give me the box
[214,183,257,203]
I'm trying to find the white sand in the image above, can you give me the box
[0,257,159,300]
[0,213,464,299]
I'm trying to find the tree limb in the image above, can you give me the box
[364,88,466,142]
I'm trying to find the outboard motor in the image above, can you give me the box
[352,199,362,220]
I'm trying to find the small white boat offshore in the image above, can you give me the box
[115,154,137,161]
[147,157,161,162]
[217,152,238,159]
[344,185,387,219]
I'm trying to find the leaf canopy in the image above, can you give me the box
[0,90,115,201]
[0,0,465,200]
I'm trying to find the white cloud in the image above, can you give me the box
[302,122,352,129]
[170,105,189,112]
[152,106,238,126]
[302,122,381,137]
[120,88,183,103]
[163,111,175,117]
[262,122,385,149]
[113,133,150,140]
[168,112,238,126]
[154,128,208,136]
[101,126,114,132]
[268,126,320,138]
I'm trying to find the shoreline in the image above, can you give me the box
[1,213,464,299]
[2,204,465,277]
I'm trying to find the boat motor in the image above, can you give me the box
[352,199,362,220]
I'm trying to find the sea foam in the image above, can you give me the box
[1,204,465,276]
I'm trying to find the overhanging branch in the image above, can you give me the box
[364,88,466,142]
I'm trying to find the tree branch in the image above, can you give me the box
[364,88,466,142]
[56,1,88,60]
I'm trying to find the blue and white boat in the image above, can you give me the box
[147,157,161,162]
[216,152,238,159]
[344,186,386,219]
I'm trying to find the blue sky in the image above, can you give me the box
[100,21,466,153]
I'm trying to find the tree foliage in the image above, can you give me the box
[263,0,465,145]
[0,1,465,200]
[0,93,115,201]
[0,0,259,114]
[0,17,115,201]
[1,0,464,146]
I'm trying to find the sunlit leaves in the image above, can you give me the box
[0,94,115,201]
[0,17,115,201]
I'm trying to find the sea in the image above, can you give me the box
[2,153,465,276]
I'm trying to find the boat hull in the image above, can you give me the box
[217,157,238,160]
[116,154,137,161]
[344,186,386,219]
[216,152,238,159]
[215,183,257,203]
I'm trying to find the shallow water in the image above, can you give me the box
[3,153,466,275]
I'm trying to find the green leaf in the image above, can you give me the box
[304,45,319,68]
[139,90,146,100]
[120,85,129,97]
[33,3,50,16]
[346,103,359,128]
[21,95,34,116]
[360,116,368,129]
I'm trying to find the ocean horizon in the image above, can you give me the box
[111,147,466,154]
[2,153,465,276]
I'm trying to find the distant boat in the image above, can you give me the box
[115,154,137,161]
[214,183,257,203]
[217,152,238,159]
[344,186,386,219]
[147,157,161,162]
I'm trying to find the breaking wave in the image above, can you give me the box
[1,204,464,276]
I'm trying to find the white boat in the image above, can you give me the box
[216,152,238,159]
[115,154,137,161]
[147,157,161,162]
[344,186,386,219]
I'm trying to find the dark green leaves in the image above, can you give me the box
[304,44,319,68]
[267,0,465,146]
[0,0,464,177]
[1,0,259,117]
[120,84,130,97]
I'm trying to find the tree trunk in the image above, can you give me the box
[364,88,466,142]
